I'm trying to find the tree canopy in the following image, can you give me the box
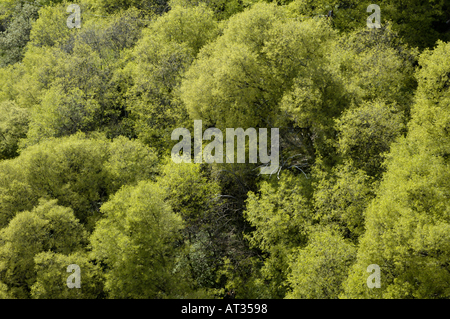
[1,0,450,300]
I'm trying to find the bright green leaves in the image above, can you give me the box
[0,199,87,299]
[0,159,39,228]
[245,173,312,253]
[125,5,219,153]
[0,199,102,299]
[90,181,186,298]
[104,135,158,193]
[180,3,288,130]
[279,64,348,160]
[84,0,168,15]
[287,228,357,299]
[29,3,71,49]
[158,161,220,223]
[169,0,259,20]
[0,210,49,299]
[397,39,450,185]
[11,8,147,146]
[1,0,449,300]
[413,40,450,113]
[0,281,11,299]
[336,100,405,177]
[24,86,101,147]
[287,0,450,50]
[343,40,450,299]
[0,133,158,230]
[328,25,418,109]
[31,199,88,255]
[313,163,373,242]
[18,134,110,229]
[31,251,105,299]
[180,2,344,173]
[244,172,313,298]
[150,4,219,55]
[125,37,193,152]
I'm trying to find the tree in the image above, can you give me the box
[287,0,450,50]
[335,100,406,178]
[125,4,219,154]
[31,251,105,299]
[158,161,219,226]
[313,160,373,242]
[180,2,345,171]
[0,133,158,230]
[0,199,88,299]
[0,281,12,299]
[286,227,356,299]
[83,0,169,15]
[244,171,313,298]
[0,1,40,66]
[168,0,259,20]
[15,7,147,145]
[327,24,418,111]
[24,85,101,147]
[28,2,71,49]
[89,180,189,298]
[180,2,292,130]
[0,158,39,229]
[0,100,29,160]
[343,40,450,299]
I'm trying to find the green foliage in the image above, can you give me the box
[18,134,111,229]
[244,171,313,298]
[287,0,450,49]
[0,281,12,299]
[328,25,418,110]
[0,158,40,229]
[215,255,271,299]
[313,161,373,242]
[0,100,29,160]
[125,4,219,153]
[104,135,159,192]
[343,40,450,299]
[168,0,259,20]
[1,0,449,300]
[336,100,405,177]
[0,199,87,299]
[24,85,101,146]
[158,161,220,223]
[89,180,189,298]
[150,4,219,55]
[28,2,71,49]
[379,0,450,49]
[0,1,40,66]
[15,7,146,146]
[31,251,105,299]
[0,133,158,230]
[181,2,290,130]
[84,0,168,15]
[287,0,365,32]
[286,227,357,299]
[180,2,348,173]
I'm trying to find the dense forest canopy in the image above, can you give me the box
[0,0,450,299]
